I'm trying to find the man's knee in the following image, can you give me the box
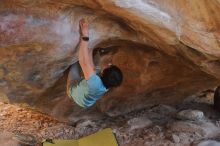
[68,63,82,83]
[66,63,82,97]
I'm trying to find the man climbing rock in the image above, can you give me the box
[66,19,123,109]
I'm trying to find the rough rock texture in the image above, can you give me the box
[0,0,220,122]
[0,92,220,146]
[177,109,204,121]
[196,140,220,146]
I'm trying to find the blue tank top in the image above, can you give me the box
[70,73,108,108]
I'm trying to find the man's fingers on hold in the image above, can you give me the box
[79,19,84,25]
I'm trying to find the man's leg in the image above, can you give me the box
[66,61,82,98]
[65,62,92,124]
[52,63,83,123]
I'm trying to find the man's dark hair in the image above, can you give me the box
[101,65,123,89]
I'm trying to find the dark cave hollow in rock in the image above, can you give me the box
[31,40,219,122]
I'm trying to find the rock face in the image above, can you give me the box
[0,0,219,122]
[127,117,152,130]
[177,109,204,121]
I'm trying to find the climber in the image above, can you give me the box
[66,18,123,109]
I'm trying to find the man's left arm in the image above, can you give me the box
[78,19,95,80]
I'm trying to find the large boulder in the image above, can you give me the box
[0,0,219,122]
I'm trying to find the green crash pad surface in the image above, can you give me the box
[43,128,118,146]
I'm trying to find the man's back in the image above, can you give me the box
[70,73,107,108]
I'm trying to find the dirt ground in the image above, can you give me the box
[0,90,220,146]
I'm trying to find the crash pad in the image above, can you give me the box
[43,128,118,146]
